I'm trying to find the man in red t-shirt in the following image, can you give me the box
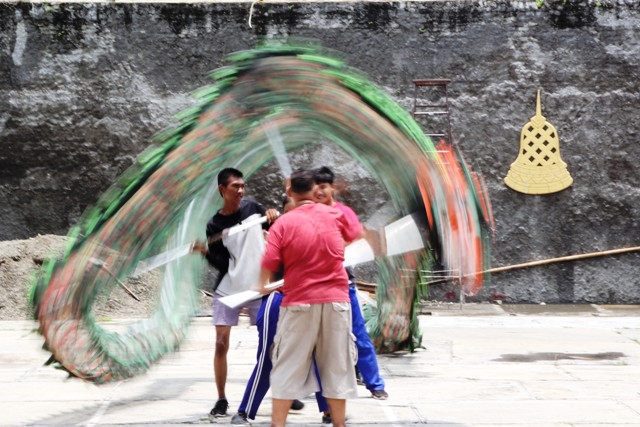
[256,168,360,427]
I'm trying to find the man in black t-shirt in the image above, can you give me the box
[205,199,267,290]
[197,167,279,420]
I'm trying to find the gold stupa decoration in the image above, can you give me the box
[504,90,573,194]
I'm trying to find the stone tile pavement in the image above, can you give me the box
[1,304,639,426]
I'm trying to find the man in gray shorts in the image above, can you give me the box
[257,168,362,427]
[202,168,279,420]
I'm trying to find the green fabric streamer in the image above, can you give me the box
[31,41,491,383]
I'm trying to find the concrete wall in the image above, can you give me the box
[1,1,639,303]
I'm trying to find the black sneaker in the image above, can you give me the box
[371,389,389,400]
[230,411,250,425]
[355,366,364,385]
[290,399,305,411]
[208,398,229,420]
[323,412,348,423]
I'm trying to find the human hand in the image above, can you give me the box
[265,208,280,224]
[191,240,208,256]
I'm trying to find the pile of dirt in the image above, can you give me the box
[0,235,66,320]
[0,235,212,321]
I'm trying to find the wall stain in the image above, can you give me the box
[158,4,208,35]
[0,4,15,33]
[51,7,86,44]
[547,0,597,29]
[359,2,393,31]
[417,2,484,37]
[249,4,300,36]
[122,4,133,27]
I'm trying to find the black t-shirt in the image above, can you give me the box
[205,199,267,288]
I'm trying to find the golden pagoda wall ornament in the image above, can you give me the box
[504,90,573,194]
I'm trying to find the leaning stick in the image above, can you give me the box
[116,279,141,302]
[483,245,640,275]
[200,289,214,298]
[89,257,141,301]
[421,245,640,287]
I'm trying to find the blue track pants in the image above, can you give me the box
[350,286,385,392]
[238,292,329,419]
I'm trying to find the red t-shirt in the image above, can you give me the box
[261,203,361,306]
[333,202,364,237]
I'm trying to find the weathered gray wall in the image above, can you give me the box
[1,1,639,303]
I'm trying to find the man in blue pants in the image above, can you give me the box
[231,290,330,425]
[313,166,389,401]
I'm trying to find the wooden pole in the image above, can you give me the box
[421,245,640,287]
[357,245,640,292]
[483,245,640,275]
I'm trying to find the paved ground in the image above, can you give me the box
[1,303,640,426]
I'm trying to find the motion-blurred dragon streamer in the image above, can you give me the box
[30,42,493,383]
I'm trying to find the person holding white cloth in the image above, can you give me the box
[200,167,279,420]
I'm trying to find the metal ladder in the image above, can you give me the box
[411,79,453,145]
[412,79,468,307]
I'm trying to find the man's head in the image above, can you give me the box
[287,168,316,202]
[313,166,336,206]
[217,167,245,208]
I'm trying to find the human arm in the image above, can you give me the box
[336,205,363,244]
[254,225,282,294]
[254,267,275,295]
[336,203,384,255]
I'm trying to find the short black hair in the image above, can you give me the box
[218,168,243,187]
[314,166,334,184]
[290,168,316,194]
